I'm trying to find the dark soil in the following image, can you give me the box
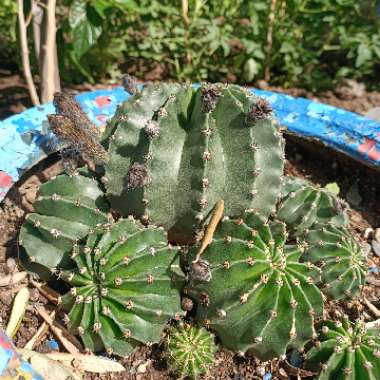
[1,72,380,379]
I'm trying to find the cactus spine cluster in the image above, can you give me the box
[59,218,183,356]
[104,83,284,242]
[303,224,366,300]
[19,171,110,276]
[305,317,380,380]
[184,215,324,360]
[165,323,217,379]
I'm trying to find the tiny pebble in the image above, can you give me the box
[363,228,374,240]
[5,257,17,274]
[278,368,288,378]
[257,365,266,376]
[361,242,372,257]
[372,240,380,258]
[375,228,380,244]
[47,339,59,351]
[137,360,151,374]
[263,373,272,380]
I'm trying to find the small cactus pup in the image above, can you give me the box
[303,223,366,300]
[165,323,217,379]
[305,317,380,380]
[59,218,184,357]
[184,214,324,360]
[277,176,348,235]
[104,82,284,242]
[19,170,110,279]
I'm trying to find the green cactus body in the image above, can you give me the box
[184,216,323,360]
[277,177,347,235]
[305,317,380,380]
[60,218,184,356]
[302,224,366,300]
[19,171,110,276]
[104,83,284,242]
[166,323,217,379]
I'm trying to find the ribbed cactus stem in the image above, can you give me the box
[277,176,348,235]
[166,323,217,379]
[19,170,110,277]
[302,223,366,300]
[104,83,284,242]
[60,218,184,356]
[305,316,380,380]
[184,215,324,360]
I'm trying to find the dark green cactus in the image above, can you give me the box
[305,317,380,380]
[19,171,110,277]
[183,215,324,360]
[302,224,366,300]
[60,218,184,356]
[104,83,284,242]
[165,323,217,379]
[277,176,348,235]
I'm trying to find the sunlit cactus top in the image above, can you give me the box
[184,214,324,360]
[277,177,348,235]
[303,223,366,300]
[104,82,284,242]
[305,317,380,380]
[165,323,217,379]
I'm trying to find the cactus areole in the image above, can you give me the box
[104,83,284,242]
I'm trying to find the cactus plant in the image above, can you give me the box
[103,83,284,242]
[165,323,217,379]
[302,224,366,300]
[277,176,348,235]
[19,170,111,278]
[305,317,380,380]
[59,218,184,356]
[183,215,324,360]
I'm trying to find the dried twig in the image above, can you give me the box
[30,278,61,304]
[25,310,55,349]
[35,306,83,354]
[182,0,189,25]
[0,271,28,287]
[6,287,30,337]
[17,0,40,105]
[366,276,380,287]
[194,200,224,262]
[40,0,60,102]
[366,319,380,329]
[363,297,380,318]
[264,0,277,82]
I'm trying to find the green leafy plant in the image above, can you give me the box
[60,218,183,356]
[165,323,217,379]
[19,170,110,278]
[277,176,348,235]
[104,82,284,242]
[184,215,323,360]
[305,317,380,380]
[302,223,366,300]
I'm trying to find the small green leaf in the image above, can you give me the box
[324,182,340,195]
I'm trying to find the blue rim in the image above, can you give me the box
[0,86,379,201]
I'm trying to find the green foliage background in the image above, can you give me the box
[1,0,379,90]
